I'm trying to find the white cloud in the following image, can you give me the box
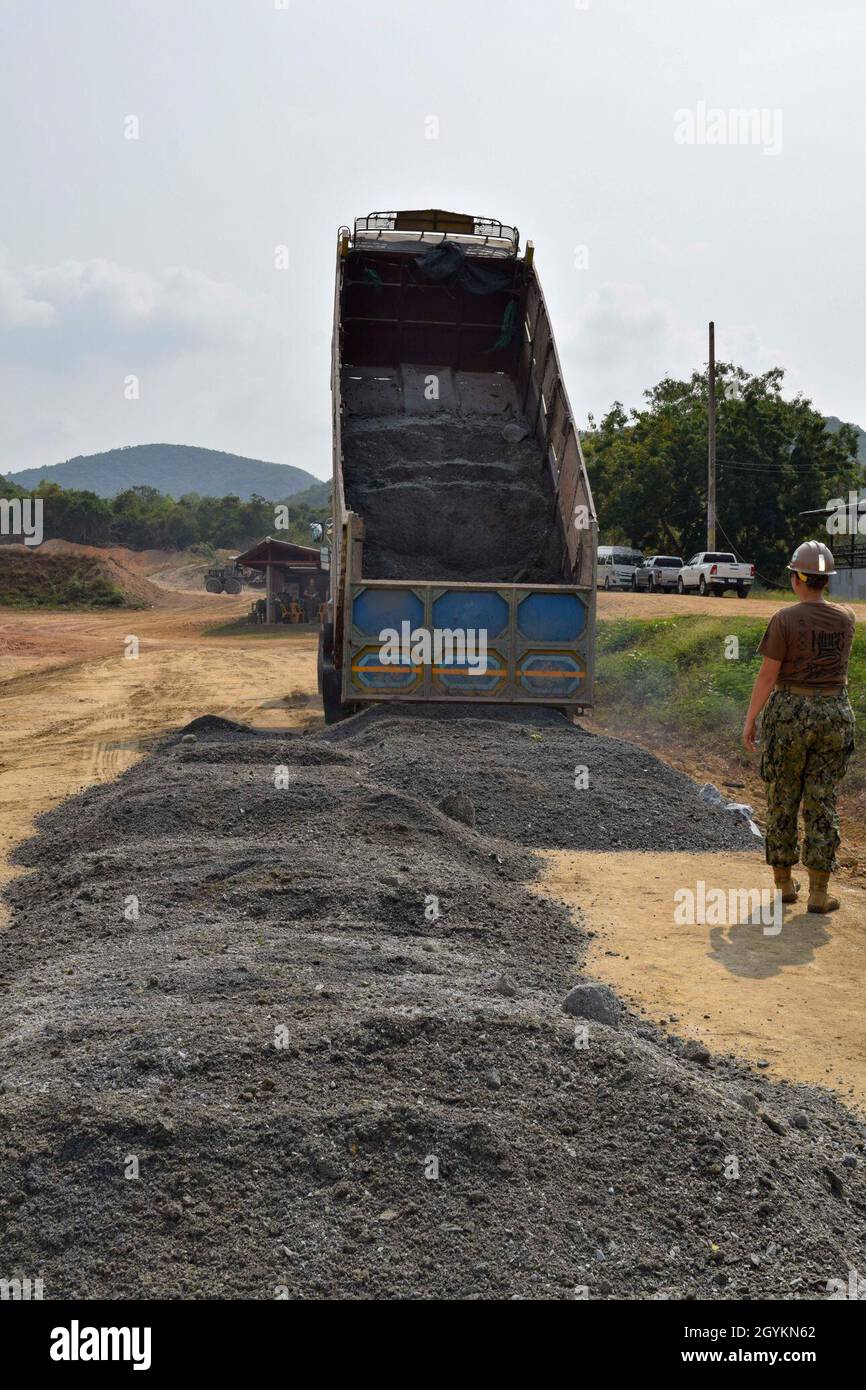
[567,282,675,367]
[0,266,54,329]
[0,258,261,360]
[559,281,802,424]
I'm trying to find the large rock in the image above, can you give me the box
[562,981,621,1026]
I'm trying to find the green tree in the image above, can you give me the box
[582,365,861,580]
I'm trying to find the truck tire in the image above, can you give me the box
[205,578,223,593]
[736,585,748,598]
[321,665,347,723]
[699,575,707,596]
[224,578,242,595]
[677,577,685,594]
[318,623,352,723]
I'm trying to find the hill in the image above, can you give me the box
[825,417,866,468]
[287,478,331,508]
[5,444,322,502]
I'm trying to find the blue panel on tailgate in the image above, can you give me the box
[517,592,585,641]
[432,590,509,638]
[347,582,592,705]
[517,650,585,697]
[352,645,421,692]
[352,587,424,636]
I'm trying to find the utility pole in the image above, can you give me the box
[707,320,716,550]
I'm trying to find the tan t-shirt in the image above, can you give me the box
[758,600,854,688]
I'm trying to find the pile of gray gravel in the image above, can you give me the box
[1,709,864,1300]
[343,414,563,583]
[322,703,757,852]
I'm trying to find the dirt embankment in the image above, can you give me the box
[0,540,249,614]
[2,707,864,1300]
[0,546,164,610]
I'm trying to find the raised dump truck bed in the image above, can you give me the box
[320,209,597,722]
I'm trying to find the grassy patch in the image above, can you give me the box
[596,614,866,751]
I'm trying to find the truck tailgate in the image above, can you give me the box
[343,580,593,707]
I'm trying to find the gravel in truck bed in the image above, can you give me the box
[1,709,863,1300]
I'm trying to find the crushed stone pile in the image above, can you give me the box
[322,704,758,852]
[1,710,864,1299]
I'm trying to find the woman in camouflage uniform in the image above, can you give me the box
[743,540,855,913]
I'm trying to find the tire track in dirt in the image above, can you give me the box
[0,604,320,930]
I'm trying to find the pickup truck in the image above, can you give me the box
[632,555,683,592]
[678,551,755,598]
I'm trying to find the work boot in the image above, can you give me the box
[807,869,841,914]
[772,866,800,904]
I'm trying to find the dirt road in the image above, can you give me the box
[537,850,866,1109]
[0,590,318,927]
[598,590,866,622]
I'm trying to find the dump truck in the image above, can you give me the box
[318,209,597,723]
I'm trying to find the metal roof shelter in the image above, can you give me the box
[235,536,328,624]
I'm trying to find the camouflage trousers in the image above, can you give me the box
[759,689,855,871]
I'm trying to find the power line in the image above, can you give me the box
[713,512,786,590]
[717,459,827,473]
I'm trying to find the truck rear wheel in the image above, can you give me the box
[318,623,352,723]
[321,666,347,723]
[736,585,748,598]
[205,578,223,593]
[224,578,242,595]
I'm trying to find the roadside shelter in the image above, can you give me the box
[235,536,329,625]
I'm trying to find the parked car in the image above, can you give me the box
[678,551,755,597]
[632,555,684,592]
[598,545,645,590]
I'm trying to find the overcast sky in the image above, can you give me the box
[1,0,864,480]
